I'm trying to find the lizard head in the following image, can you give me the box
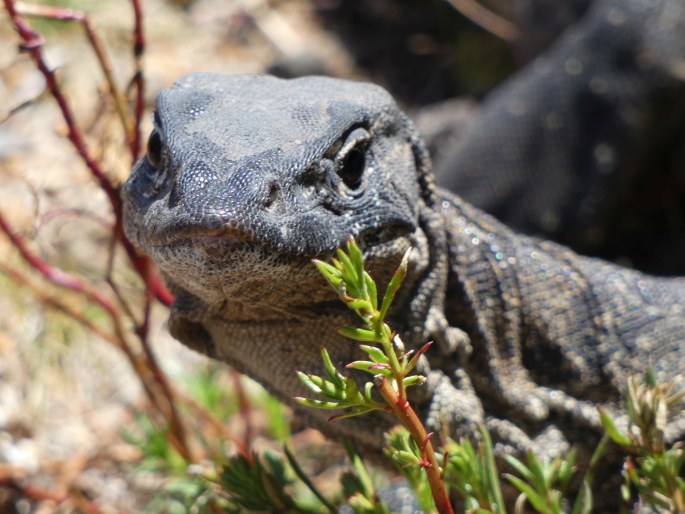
[122,73,463,447]
[123,73,433,312]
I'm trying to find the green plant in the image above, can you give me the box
[219,449,322,513]
[295,239,685,514]
[341,440,392,514]
[504,449,576,514]
[601,369,685,512]
[442,426,506,513]
[298,238,453,514]
[216,442,391,513]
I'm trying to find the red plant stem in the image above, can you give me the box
[3,0,173,306]
[377,377,455,514]
[138,323,196,463]
[16,2,135,154]
[445,0,519,42]
[0,212,119,317]
[0,478,107,514]
[4,0,118,212]
[0,219,192,461]
[3,0,193,468]
[176,387,248,455]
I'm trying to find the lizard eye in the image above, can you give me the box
[147,129,162,167]
[339,146,366,189]
[336,127,369,190]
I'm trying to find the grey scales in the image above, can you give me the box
[122,0,685,508]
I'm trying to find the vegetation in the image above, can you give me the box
[1,2,683,512]
[115,238,685,513]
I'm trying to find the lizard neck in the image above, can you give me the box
[439,189,685,401]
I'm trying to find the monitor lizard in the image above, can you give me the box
[122,71,685,465]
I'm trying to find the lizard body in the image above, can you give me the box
[122,73,685,463]
[435,0,685,264]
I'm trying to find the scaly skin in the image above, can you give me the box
[122,74,684,464]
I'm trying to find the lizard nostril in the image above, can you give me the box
[262,180,281,210]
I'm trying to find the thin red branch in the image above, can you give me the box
[378,377,454,514]
[175,387,248,455]
[445,0,519,42]
[138,322,197,463]
[3,0,191,468]
[0,211,119,317]
[16,1,135,154]
[4,0,173,307]
[4,0,119,212]
[0,235,191,461]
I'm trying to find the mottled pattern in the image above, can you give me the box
[122,70,684,471]
[435,0,685,263]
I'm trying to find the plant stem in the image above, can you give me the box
[377,377,454,514]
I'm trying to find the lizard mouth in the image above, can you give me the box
[146,223,314,262]
[149,224,256,248]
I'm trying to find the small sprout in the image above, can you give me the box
[300,237,453,514]
[359,344,389,364]
[339,326,382,342]
[405,341,433,375]
[598,407,632,448]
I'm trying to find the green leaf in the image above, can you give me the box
[296,374,337,401]
[347,238,367,293]
[344,374,363,402]
[321,347,344,387]
[359,345,388,364]
[330,406,380,420]
[313,259,342,283]
[525,450,548,491]
[300,373,344,399]
[363,271,378,310]
[339,326,382,342]
[220,452,294,512]
[557,449,577,490]
[294,397,342,409]
[405,341,433,375]
[402,375,426,387]
[378,247,411,323]
[479,425,506,511]
[571,481,593,514]
[346,360,392,376]
[344,299,373,312]
[284,445,337,514]
[363,382,376,402]
[346,237,364,268]
[598,407,632,447]
[504,475,549,513]
[347,447,374,499]
[336,247,358,281]
[505,455,535,484]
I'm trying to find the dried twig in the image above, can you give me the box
[15,1,135,157]
[3,0,173,307]
[2,0,188,462]
[444,0,519,42]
